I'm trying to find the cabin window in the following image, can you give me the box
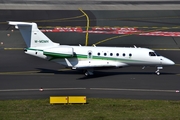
[110,53,113,56]
[88,51,92,59]
[116,53,119,56]
[149,52,156,56]
[129,53,132,57]
[123,53,125,56]
[88,52,92,56]
[97,52,100,56]
[104,53,107,56]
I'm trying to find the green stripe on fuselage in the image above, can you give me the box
[44,52,73,58]
[26,48,43,51]
[26,48,146,63]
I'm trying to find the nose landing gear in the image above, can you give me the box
[155,66,163,75]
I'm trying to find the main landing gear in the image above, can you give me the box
[155,66,163,75]
[84,69,94,76]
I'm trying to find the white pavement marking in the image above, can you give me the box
[0,87,178,93]
[1,4,180,10]
[90,88,179,93]
[0,88,86,92]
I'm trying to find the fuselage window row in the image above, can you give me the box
[96,52,132,57]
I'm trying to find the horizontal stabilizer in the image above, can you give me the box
[9,21,34,26]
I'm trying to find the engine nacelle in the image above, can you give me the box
[43,47,74,58]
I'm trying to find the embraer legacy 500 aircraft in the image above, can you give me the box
[9,21,174,76]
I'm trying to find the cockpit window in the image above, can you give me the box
[155,52,161,56]
[149,52,156,56]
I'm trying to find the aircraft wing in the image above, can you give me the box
[74,60,128,69]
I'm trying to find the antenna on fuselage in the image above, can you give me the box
[134,45,137,48]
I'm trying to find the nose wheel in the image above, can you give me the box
[155,67,163,75]
[155,70,160,75]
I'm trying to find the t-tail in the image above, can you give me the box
[8,21,59,48]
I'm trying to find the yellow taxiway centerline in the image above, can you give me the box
[0,69,71,75]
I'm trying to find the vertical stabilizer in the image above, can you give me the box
[8,21,58,48]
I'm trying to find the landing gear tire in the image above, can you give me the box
[155,70,160,75]
[85,72,89,76]
[155,67,163,75]
[84,70,94,76]
[156,72,160,75]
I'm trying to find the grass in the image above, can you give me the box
[0,98,180,120]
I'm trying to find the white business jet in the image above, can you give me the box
[9,21,174,76]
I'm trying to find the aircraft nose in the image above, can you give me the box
[168,60,175,65]
[162,58,175,65]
